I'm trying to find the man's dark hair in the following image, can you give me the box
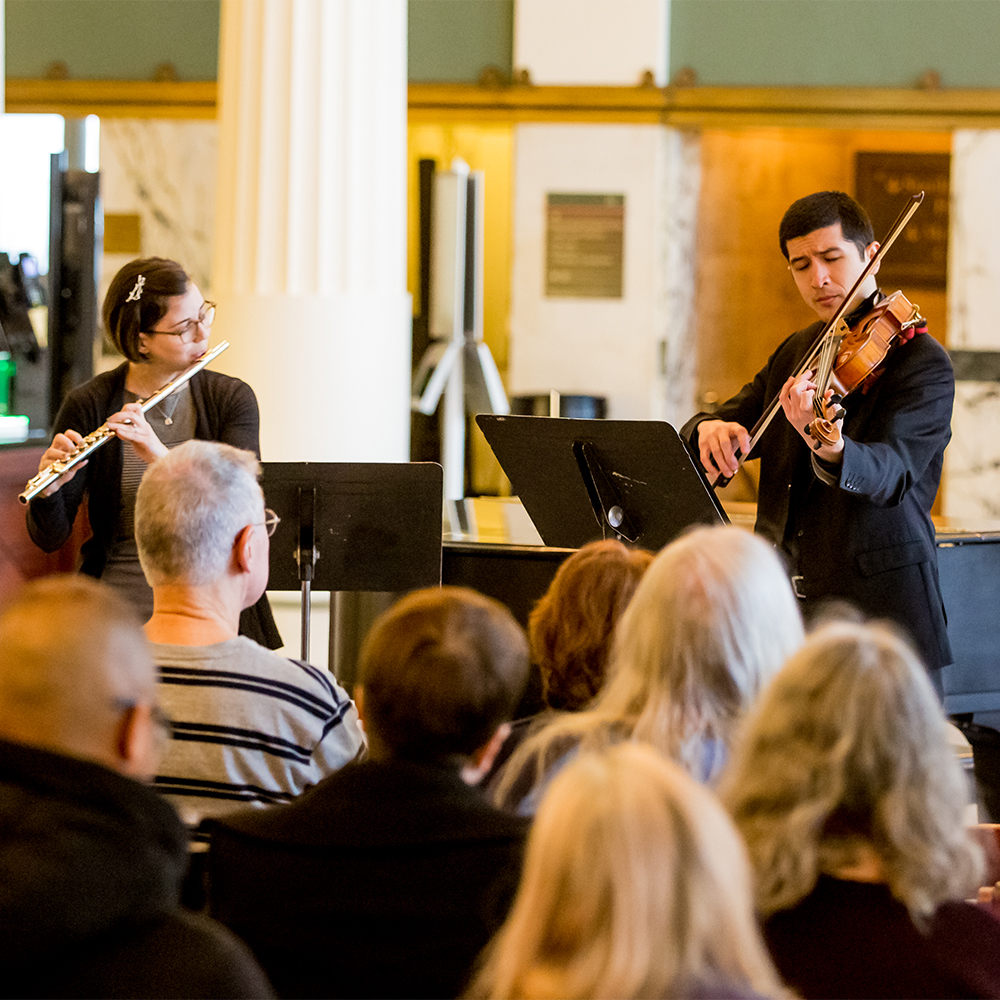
[779,191,875,260]
[358,586,529,763]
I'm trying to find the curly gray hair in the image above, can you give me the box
[722,620,981,924]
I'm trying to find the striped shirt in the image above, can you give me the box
[153,637,365,837]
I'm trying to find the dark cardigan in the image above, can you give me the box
[26,362,281,647]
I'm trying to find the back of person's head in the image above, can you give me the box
[722,620,980,924]
[103,256,190,362]
[598,525,803,777]
[358,586,529,763]
[469,743,785,1000]
[0,576,155,768]
[778,191,875,260]
[136,440,264,588]
[529,540,653,711]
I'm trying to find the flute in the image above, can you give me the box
[19,340,230,505]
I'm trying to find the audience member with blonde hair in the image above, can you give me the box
[468,743,786,1000]
[494,525,803,812]
[723,621,1000,999]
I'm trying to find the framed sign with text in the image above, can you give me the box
[855,151,950,289]
[545,193,624,298]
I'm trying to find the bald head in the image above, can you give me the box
[0,576,157,772]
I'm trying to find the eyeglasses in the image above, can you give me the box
[147,302,217,343]
[257,508,281,537]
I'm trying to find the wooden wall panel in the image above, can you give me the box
[693,127,951,504]
[694,127,952,408]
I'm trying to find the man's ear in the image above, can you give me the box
[461,722,511,786]
[115,702,159,780]
[867,240,881,274]
[233,524,255,575]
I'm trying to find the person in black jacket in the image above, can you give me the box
[682,191,954,680]
[26,256,279,646]
[207,586,531,1000]
[0,575,273,999]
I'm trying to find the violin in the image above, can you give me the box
[805,290,924,449]
[712,191,926,486]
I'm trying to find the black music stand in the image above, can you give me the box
[476,415,726,551]
[261,462,443,662]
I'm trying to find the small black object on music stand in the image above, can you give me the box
[261,462,443,662]
[476,415,727,551]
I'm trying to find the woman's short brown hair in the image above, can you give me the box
[529,540,653,711]
[103,257,189,362]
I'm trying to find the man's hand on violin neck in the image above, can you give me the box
[779,371,845,463]
[697,419,750,478]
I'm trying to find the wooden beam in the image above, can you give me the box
[409,83,1000,130]
[4,79,217,119]
[7,78,1000,129]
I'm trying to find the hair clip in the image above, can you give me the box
[126,275,146,302]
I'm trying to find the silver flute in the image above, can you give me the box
[19,340,230,505]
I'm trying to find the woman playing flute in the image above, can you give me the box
[26,256,280,647]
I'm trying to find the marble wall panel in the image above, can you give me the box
[509,123,700,422]
[99,118,219,298]
[944,130,1000,523]
[944,382,1000,523]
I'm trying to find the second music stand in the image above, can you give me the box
[261,462,443,661]
[476,415,727,551]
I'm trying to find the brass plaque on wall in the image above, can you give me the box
[545,193,624,298]
[855,152,950,289]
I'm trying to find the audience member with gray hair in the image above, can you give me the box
[135,440,363,843]
[723,621,1000,999]
[494,525,804,813]
[0,576,273,998]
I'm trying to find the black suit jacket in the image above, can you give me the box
[207,757,528,1000]
[682,319,954,671]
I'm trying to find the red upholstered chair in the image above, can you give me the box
[0,447,88,610]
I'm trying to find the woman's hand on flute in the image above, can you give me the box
[37,430,88,497]
[108,403,169,464]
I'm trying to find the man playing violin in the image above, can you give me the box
[682,191,955,685]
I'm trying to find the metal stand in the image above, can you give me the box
[294,486,317,661]
[476,415,728,551]
[411,160,508,519]
[261,462,444,671]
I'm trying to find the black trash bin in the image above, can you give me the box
[510,393,606,419]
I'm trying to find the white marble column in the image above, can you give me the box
[212,0,411,462]
[943,131,1000,522]
[508,0,700,424]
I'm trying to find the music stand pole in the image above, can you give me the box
[295,486,317,661]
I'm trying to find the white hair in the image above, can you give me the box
[495,525,804,805]
[135,440,263,586]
